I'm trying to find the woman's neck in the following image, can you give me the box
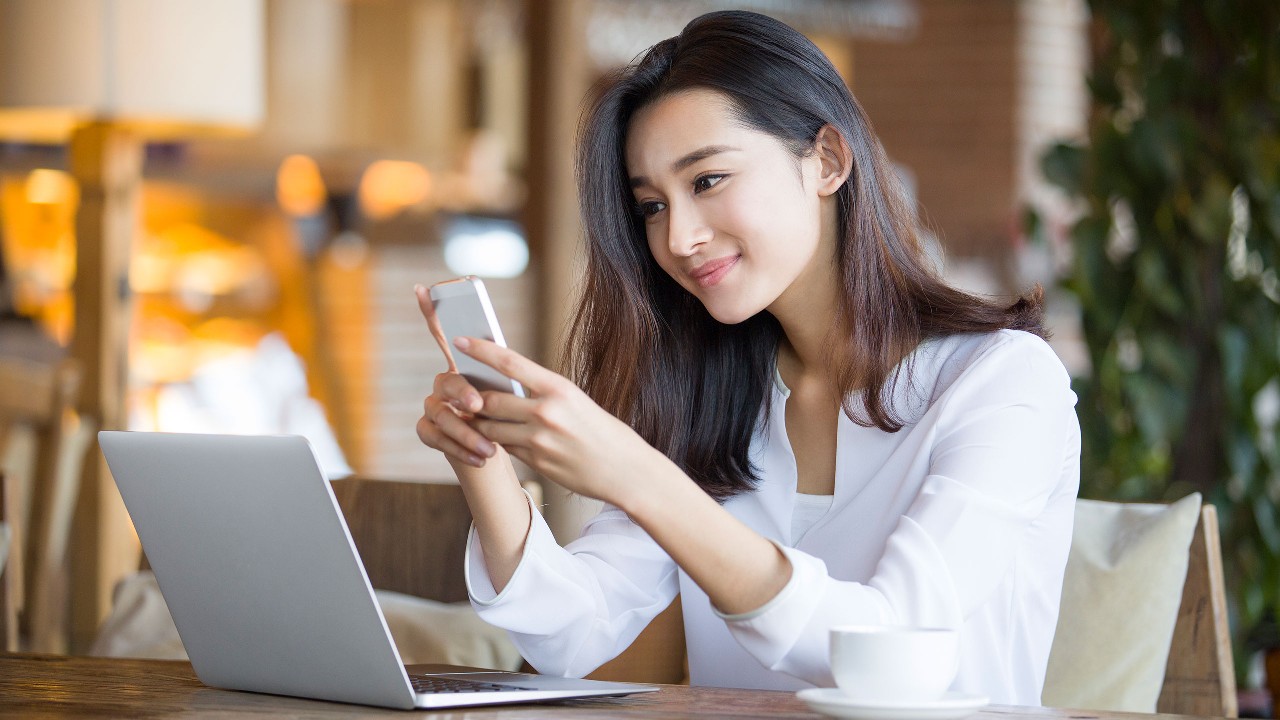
[776,319,829,386]
[772,279,842,391]
[770,268,841,388]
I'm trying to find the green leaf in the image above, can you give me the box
[1041,143,1086,195]
[1135,247,1185,316]
[1189,174,1234,245]
[1255,500,1280,557]
[1220,324,1251,397]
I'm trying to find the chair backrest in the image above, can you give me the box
[1157,504,1236,717]
[0,352,95,653]
[329,476,478,603]
[328,476,698,682]
[327,482,1239,704]
[589,497,1239,701]
[585,595,688,685]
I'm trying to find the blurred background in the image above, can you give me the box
[0,0,1275,706]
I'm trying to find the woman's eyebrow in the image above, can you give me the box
[629,144,741,188]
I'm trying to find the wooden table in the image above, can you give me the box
[0,654,1223,719]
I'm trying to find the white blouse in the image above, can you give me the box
[464,330,1080,704]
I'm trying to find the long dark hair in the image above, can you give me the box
[564,10,1045,501]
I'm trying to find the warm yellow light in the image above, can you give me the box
[358,160,432,221]
[191,317,268,364]
[130,222,272,310]
[178,247,264,297]
[129,251,172,295]
[275,154,327,217]
[24,168,79,207]
[131,316,196,384]
[0,171,79,343]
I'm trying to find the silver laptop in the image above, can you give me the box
[98,431,658,710]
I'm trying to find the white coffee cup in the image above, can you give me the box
[829,625,959,702]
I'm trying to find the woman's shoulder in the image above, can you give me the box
[913,329,1071,406]
[930,328,1062,364]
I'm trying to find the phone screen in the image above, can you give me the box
[428,277,525,397]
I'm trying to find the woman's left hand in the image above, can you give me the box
[456,338,795,620]
[452,336,663,506]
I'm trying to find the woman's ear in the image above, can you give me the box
[812,125,853,197]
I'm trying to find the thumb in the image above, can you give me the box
[416,284,458,373]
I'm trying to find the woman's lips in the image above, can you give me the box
[689,255,739,288]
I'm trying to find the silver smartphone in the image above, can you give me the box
[427,276,526,397]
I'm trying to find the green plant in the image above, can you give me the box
[1039,1,1280,665]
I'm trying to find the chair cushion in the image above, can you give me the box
[376,589,523,669]
[90,571,522,671]
[1041,493,1201,712]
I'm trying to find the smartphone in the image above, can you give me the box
[427,276,526,397]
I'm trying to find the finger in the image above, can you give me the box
[432,401,498,457]
[416,284,458,373]
[453,337,561,396]
[476,389,536,422]
[416,415,486,467]
[471,416,535,449]
[437,373,484,414]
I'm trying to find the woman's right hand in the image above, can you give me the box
[413,284,499,468]
[416,370,498,468]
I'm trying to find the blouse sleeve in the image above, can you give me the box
[719,334,1080,686]
[465,491,681,678]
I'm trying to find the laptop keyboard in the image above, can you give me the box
[410,675,537,694]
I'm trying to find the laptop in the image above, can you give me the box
[98,431,658,710]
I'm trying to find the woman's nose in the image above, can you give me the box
[666,202,712,257]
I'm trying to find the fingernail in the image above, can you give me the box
[467,454,484,467]
[476,439,495,456]
[467,393,482,411]
[454,336,471,350]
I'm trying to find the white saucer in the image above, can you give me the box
[796,689,989,720]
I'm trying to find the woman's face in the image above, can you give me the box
[625,88,839,325]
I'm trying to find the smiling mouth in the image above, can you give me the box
[689,255,740,288]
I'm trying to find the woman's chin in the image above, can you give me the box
[703,304,760,326]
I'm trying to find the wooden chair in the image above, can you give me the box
[328,476,544,603]
[0,353,95,653]
[586,595,687,684]
[329,476,689,682]
[1157,504,1236,717]
[330,477,478,603]
[587,503,1238,704]
[335,481,1237,707]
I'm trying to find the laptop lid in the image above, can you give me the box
[100,431,420,708]
[99,431,657,710]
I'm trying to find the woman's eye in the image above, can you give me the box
[693,174,726,193]
[636,200,666,218]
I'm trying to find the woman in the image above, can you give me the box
[414,10,1079,704]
